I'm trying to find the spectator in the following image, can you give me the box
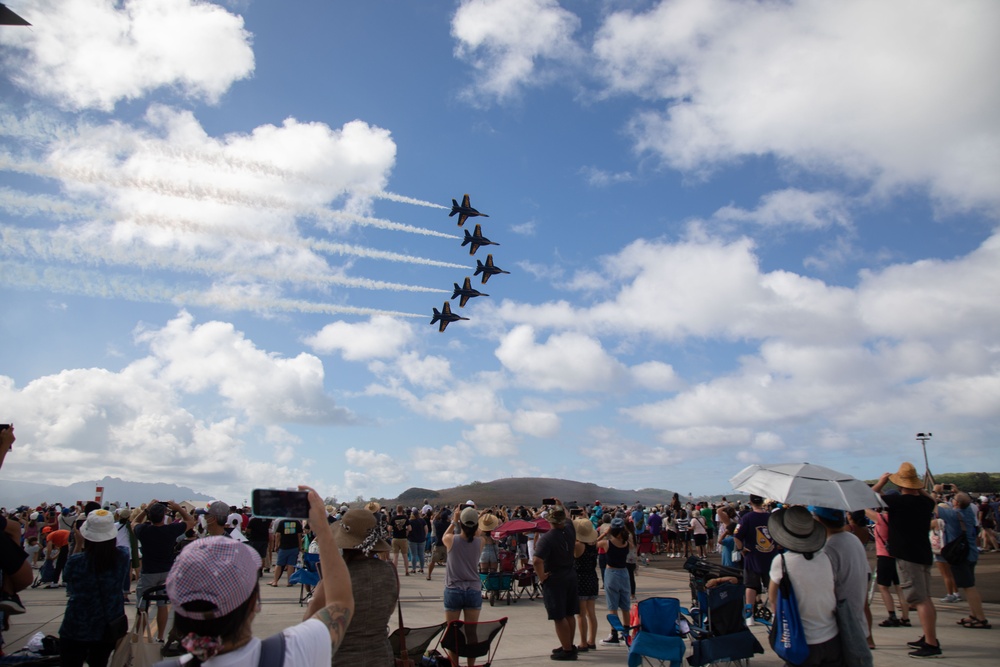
[306,508,395,667]
[733,494,778,626]
[596,517,632,647]
[389,504,410,575]
[59,509,130,667]
[269,516,304,587]
[442,507,484,666]
[426,508,451,581]
[767,506,840,666]
[572,518,599,652]
[813,506,874,657]
[865,503,911,629]
[132,500,196,642]
[405,508,427,575]
[166,486,354,665]
[534,502,579,661]
[478,512,501,574]
[873,463,941,658]
[0,427,32,617]
[43,526,71,588]
[935,488,990,629]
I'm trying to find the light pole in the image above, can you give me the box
[916,432,932,475]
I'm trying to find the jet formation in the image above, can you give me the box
[432,194,509,331]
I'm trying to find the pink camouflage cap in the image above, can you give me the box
[167,536,261,620]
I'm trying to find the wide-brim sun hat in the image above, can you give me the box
[364,501,381,513]
[767,506,826,554]
[573,518,598,544]
[889,461,923,490]
[167,536,261,620]
[478,513,500,533]
[80,509,117,542]
[331,509,389,552]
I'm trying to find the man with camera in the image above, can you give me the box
[533,499,579,661]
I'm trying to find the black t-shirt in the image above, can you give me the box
[884,493,935,565]
[534,521,576,572]
[433,518,450,546]
[407,518,426,543]
[135,522,188,573]
[390,514,409,539]
[246,517,270,542]
[276,520,302,550]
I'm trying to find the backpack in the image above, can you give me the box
[153,631,285,666]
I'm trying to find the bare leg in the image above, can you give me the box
[915,599,937,646]
[554,616,576,651]
[962,586,986,621]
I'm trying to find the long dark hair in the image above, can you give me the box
[85,538,122,574]
[460,523,477,542]
[173,585,258,665]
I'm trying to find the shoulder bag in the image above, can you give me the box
[769,554,809,665]
[940,511,969,566]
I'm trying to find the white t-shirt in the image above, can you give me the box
[769,551,838,645]
[179,619,331,666]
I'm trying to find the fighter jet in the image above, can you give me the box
[449,194,489,227]
[0,3,31,25]
[473,254,510,284]
[451,277,489,308]
[461,224,499,256]
[430,301,469,332]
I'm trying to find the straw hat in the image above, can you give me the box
[573,518,598,544]
[889,461,923,490]
[331,509,389,552]
[478,513,500,533]
[767,506,826,554]
[80,509,117,543]
[364,501,381,513]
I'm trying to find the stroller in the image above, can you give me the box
[682,557,764,666]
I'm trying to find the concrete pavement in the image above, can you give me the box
[3,562,997,665]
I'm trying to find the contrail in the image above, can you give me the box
[370,191,449,209]
[0,154,461,240]
[0,224,452,294]
[0,188,470,269]
[0,261,429,319]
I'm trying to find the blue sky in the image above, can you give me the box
[1,0,998,504]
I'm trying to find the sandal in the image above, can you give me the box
[899,619,911,627]
[879,617,900,627]
[959,618,991,629]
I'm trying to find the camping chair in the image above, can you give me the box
[436,617,508,667]
[608,597,686,667]
[685,582,763,666]
[389,622,447,664]
[288,552,321,606]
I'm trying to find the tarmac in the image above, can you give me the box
[3,552,998,666]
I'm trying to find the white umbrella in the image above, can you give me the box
[730,462,886,511]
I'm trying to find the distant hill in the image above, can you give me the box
[0,475,215,509]
[390,477,698,509]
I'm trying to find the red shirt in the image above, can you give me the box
[47,529,70,548]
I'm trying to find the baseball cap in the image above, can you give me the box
[167,536,261,620]
[460,507,479,527]
[206,501,229,523]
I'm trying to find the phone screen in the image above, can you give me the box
[252,489,311,520]
[542,498,556,506]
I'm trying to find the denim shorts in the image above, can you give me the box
[444,586,483,611]
[604,568,630,612]
[276,547,299,567]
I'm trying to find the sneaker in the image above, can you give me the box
[599,635,620,646]
[745,616,755,627]
[44,583,60,589]
[0,592,25,615]
[909,642,942,658]
[907,636,927,649]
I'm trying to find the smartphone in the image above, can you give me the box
[252,489,311,520]
[942,484,955,492]
[0,424,9,432]
[542,498,556,506]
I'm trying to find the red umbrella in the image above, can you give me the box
[532,518,551,532]
[492,519,550,538]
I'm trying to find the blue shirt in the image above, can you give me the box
[937,504,977,564]
[59,549,130,641]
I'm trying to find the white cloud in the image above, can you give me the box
[630,361,681,392]
[462,422,519,457]
[512,410,560,438]
[5,0,254,111]
[712,189,852,230]
[452,0,582,102]
[344,447,407,485]
[495,325,629,391]
[305,316,415,360]
[595,0,1000,214]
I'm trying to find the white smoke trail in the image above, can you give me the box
[0,224,452,294]
[0,154,461,240]
[0,188,470,269]
[370,191,449,209]
[0,261,429,319]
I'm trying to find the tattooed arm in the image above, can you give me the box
[300,486,354,651]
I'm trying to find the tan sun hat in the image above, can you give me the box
[478,513,500,533]
[889,461,923,490]
[364,501,381,513]
[331,509,389,553]
[573,518,598,544]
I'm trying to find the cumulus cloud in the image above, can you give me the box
[0,312,354,498]
[305,316,415,360]
[495,325,630,391]
[452,0,582,102]
[712,189,852,231]
[4,0,254,111]
[594,0,1000,214]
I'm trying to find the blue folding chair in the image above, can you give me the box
[609,597,687,667]
[288,552,321,606]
